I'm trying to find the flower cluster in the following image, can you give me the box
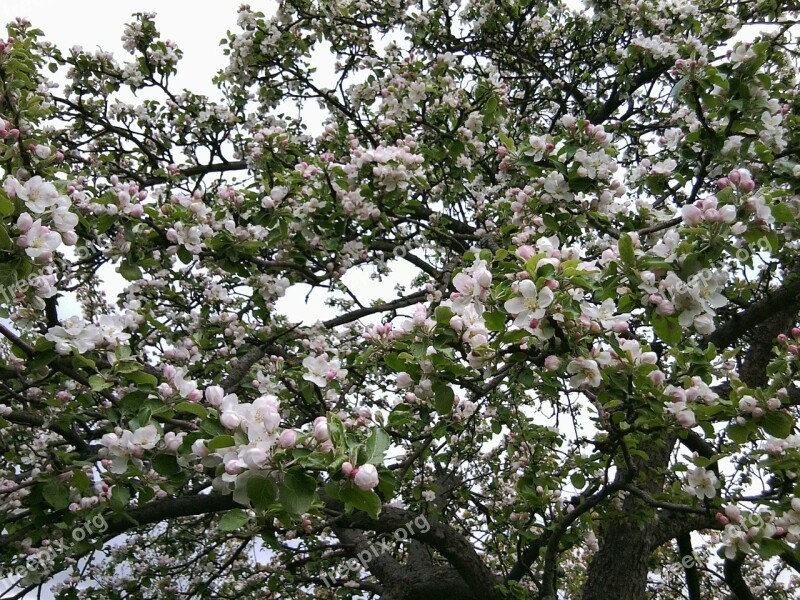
[100,425,160,474]
[4,175,80,261]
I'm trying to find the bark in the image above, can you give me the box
[581,435,675,600]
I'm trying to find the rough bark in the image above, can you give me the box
[581,436,675,600]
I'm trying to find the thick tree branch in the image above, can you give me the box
[706,268,800,350]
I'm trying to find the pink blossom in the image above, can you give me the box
[313,417,330,442]
[278,429,298,449]
[353,464,379,490]
[681,204,703,226]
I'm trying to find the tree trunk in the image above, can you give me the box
[581,436,675,599]
[581,499,658,600]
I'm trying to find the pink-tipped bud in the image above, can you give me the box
[516,245,536,260]
[278,429,298,449]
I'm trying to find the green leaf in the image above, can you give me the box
[670,75,689,98]
[0,190,14,216]
[119,260,143,281]
[570,473,586,490]
[484,311,506,332]
[536,262,556,279]
[771,203,795,223]
[433,381,455,415]
[761,411,793,439]
[618,233,635,266]
[152,453,182,477]
[363,428,391,465]
[206,435,236,451]
[174,401,208,419]
[727,423,750,444]
[757,537,788,560]
[88,375,111,391]
[498,132,516,152]
[43,480,70,510]
[434,305,454,324]
[201,419,226,437]
[278,471,317,515]
[124,370,158,387]
[219,508,249,531]
[383,353,407,372]
[246,475,278,512]
[340,486,382,519]
[652,313,681,346]
[517,369,535,388]
[0,224,12,251]
[26,349,57,371]
[110,485,130,510]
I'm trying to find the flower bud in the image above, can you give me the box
[353,464,379,490]
[313,417,330,442]
[278,429,298,449]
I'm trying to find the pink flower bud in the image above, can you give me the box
[204,385,224,406]
[656,301,675,316]
[648,370,665,386]
[16,212,33,233]
[717,177,730,188]
[612,321,629,334]
[677,411,695,428]
[396,372,413,388]
[342,461,354,477]
[728,169,741,184]
[516,245,536,260]
[681,204,703,226]
[278,429,298,449]
[313,417,330,442]
[544,355,561,371]
[353,463,379,490]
